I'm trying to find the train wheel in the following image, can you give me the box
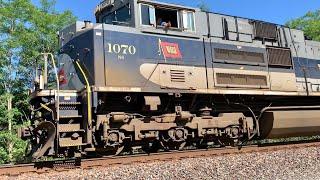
[160,128,188,151]
[113,145,125,156]
[160,139,186,151]
[142,141,161,154]
[195,139,209,149]
[105,131,126,156]
[100,145,125,156]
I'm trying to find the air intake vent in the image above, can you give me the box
[216,73,268,88]
[267,47,292,68]
[253,21,277,40]
[170,70,185,83]
[214,48,265,63]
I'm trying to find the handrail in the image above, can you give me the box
[75,59,92,129]
[42,53,60,122]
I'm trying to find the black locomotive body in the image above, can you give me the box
[20,0,320,159]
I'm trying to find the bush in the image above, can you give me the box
[0,131,27,164]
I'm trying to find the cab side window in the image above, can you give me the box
[155,8,179,29]
[102,3,131,26]
[140,4,156,26]
[103,12,115,24]
[139,3,195,32]
[116,5,131,23]
[182,11,195,32]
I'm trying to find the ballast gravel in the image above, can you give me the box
[2,146,320,180]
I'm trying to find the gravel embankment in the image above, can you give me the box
[2,146,320,180]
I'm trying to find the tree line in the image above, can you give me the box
[0,0,75,164]
[0,0,318,164]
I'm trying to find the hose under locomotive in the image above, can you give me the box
[18,0,320,159]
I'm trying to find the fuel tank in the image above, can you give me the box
[259,110,320,138]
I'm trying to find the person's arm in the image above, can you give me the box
[166,21,172,28]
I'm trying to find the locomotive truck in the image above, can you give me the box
[19,0,320,159]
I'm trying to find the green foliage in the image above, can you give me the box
[0,94,21,128]
[287,10,320,41]
[197,0,210,12]
[40,0,57,13]
[0,0,76,164]
[0,131,27,164]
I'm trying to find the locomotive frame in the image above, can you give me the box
[19,0,320,159]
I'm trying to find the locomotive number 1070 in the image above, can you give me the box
[106,43,137,55]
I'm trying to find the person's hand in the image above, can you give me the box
[164,22,171,28]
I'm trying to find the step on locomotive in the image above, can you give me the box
[19,0,320,159]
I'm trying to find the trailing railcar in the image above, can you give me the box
[19,0,320,159]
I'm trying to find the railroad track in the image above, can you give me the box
[1,141,320,177]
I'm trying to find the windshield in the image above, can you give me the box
[101,3,132,26]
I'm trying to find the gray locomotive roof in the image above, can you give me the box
[95,0,197,15]
[95,0,288,28]
[137,0,197,11]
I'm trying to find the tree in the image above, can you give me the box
[0,131,27,164]
[287,10,320,41]
[0,0,76,164]
[197,0,210,12]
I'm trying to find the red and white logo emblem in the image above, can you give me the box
[159,39,182,60]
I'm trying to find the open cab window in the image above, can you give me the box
[139,3,195,32]
[155,8,180,29]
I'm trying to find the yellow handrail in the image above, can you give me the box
[75,60,92,129]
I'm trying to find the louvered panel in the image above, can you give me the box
[233,75,247,85]
[170,70,185,83]
[215,49,230,60]
[216,73,232,84]
[253,21,277,40]
[249,75,268,85]
[267,47,292,67]
[230,51,243,61]
[216,73,267,87]
[214,48,265,63]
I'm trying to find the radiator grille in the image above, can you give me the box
[267,47,292,67]
[214,48,265,63]
[216,73,267,87]
[170,70,185,83]
[253,21,277,40]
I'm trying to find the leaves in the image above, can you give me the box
[0,0,76,164]
[0,131,27,164]
[0,94,21,128]
[40,0,57,13]
[197,0,210,12]
[287,10,320,41]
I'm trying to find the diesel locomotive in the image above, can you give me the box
[19,0,320,159]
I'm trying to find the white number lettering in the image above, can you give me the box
[113,44,121,54]
[128,45,136,55]
[107,43,136,56]
[107,43,112,53]
[121,45,129,54]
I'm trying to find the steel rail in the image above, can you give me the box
[0,141,319,177]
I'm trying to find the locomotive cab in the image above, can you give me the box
[137,1,196,32]
[19,0,320,160]
[95,0,196,34]
[95,0,134,27]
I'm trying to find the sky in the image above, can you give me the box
[31,0,320,25]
